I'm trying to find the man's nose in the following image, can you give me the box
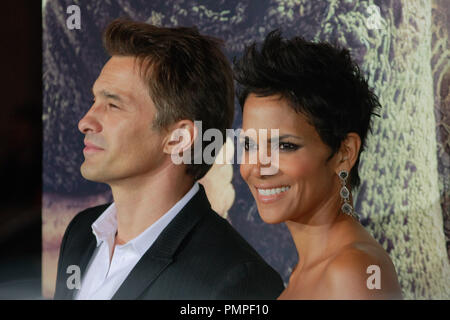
[78,105,102,134]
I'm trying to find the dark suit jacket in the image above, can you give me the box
[54,185,284,299]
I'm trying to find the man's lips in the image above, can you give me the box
[83,141,104,153]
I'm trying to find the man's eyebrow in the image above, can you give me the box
[92,88,125,103]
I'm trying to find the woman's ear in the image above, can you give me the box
[163,120,198,156]
[334,132,361,174]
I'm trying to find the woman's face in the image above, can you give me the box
[240,93,342,225]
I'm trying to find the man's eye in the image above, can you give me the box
[279,142,299,151]
[108,103,119,109]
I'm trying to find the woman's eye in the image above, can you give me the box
[243,138,257,151]
[279,142,299,151]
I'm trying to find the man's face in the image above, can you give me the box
[78,56,166,185]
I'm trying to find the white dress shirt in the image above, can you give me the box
[75,182,200,300]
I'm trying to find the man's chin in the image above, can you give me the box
[80,165,108,183]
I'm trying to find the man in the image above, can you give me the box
[53,18,284,300]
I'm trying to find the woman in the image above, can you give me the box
[234,30,403,299]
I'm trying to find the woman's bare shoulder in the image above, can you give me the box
[322,241,403,299]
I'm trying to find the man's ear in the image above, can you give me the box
[163,120,198,156]
[334,132,361,174]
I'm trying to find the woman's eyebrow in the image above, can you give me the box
[241,134,303,144]
[269,134,303,143]
[278,134,302,140]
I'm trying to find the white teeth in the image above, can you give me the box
[257,186,290,196]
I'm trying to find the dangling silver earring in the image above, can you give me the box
[338,170,359,220]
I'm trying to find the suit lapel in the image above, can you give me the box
[111,185,210,300]
[68,239,97,299]
[61,205,108,300]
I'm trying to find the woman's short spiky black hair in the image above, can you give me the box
[234,30,381,189]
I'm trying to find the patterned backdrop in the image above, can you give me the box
[43,0,450,299]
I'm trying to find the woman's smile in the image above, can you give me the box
[254,184,291,204]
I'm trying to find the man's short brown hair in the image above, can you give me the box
[103,18,234,180]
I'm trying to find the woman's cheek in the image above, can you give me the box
[239,163,251,182]
[282,154,315,180]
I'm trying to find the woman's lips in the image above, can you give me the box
[254,185,291,204]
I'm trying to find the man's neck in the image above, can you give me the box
[109,166,194,244]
